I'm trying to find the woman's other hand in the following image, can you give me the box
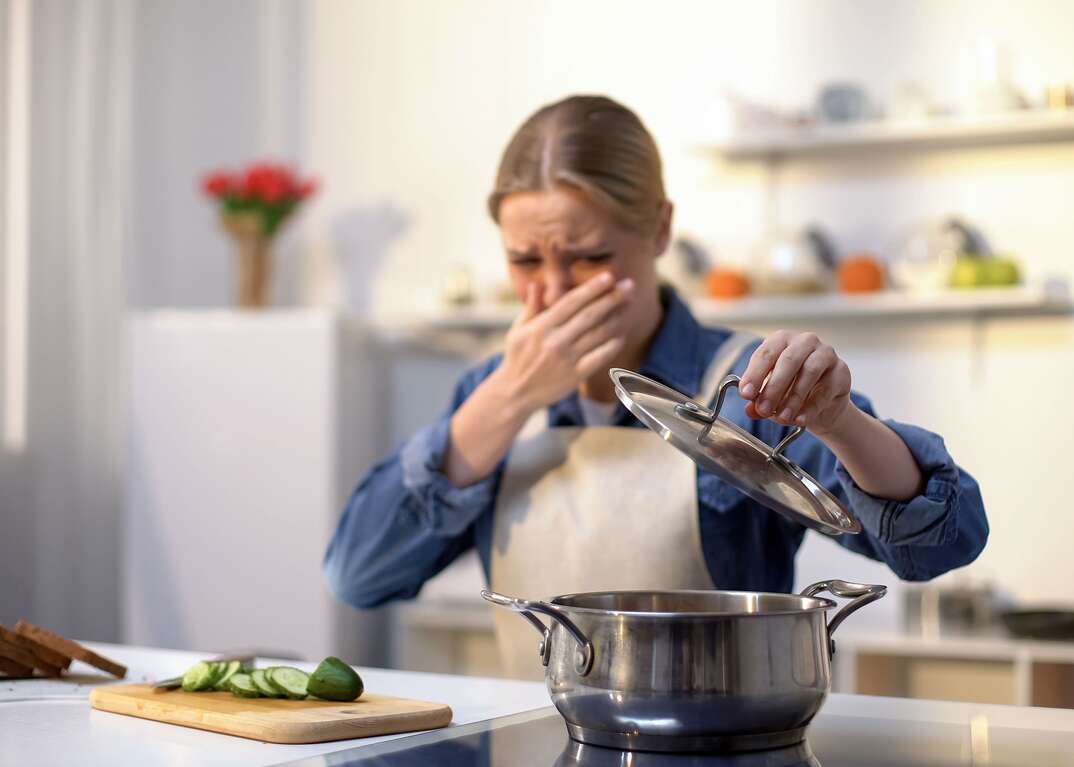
[738,329,924,501]
[494,271,635,413]
[738,330,852,436]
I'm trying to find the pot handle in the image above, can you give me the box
[801,579,887,636]
[481,589,594,676]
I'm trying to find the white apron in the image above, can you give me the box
[489,331,756,679]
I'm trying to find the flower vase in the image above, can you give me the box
[223,212,273,308]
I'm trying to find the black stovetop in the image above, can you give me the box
[278,704,1074,767]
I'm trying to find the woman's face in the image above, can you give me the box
[497,185,670,317]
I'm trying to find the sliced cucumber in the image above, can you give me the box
[266,666,309,700]
[180,661,216,692]
[250,668,284,698]
[212,660,242,691]
[207,661,230,687]
[227,672,261,698]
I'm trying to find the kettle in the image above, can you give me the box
[749,226,836,295]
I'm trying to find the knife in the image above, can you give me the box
[151,653,256,691]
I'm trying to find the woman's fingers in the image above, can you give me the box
[512,282,543,327]
[536,271,616,329]
[575,335,626,380]
[792,363,851,427]
[549,278,633,347]
[739,332,791,400]
[773,344,837,421]
[754,334,821,417]
[741,330,853,433]
[571,305,627,358]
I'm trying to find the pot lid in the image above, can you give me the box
[610,369,861,536]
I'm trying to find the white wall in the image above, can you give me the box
[305,0,1074,313]
[130,0,309,309]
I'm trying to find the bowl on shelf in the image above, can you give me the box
[1000,609,1074,641]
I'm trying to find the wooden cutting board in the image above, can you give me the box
[90,684,453,744]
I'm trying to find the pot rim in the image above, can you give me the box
[548,588,839,619]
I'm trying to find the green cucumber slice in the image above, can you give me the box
[266,666,309,700]
[227,672,261,698]
[180,661,216,692]
[250,668,284,698]
[212,660,242,691]
[307,657,363,702]
[206,661,229,687]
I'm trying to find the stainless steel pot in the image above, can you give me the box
[482,580,886,753]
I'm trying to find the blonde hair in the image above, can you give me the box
[488,95,666,236]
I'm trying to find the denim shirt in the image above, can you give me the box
[324,289,989,608]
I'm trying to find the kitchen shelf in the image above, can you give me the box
[373,284,1072,338]
[710,110,1074,160]
[690,283,1073,324]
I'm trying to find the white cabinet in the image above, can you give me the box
[834,632,1074,709]
[124,310,389,664]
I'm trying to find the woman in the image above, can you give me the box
[324,95,988,677]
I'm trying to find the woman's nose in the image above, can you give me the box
[542,269,573,305]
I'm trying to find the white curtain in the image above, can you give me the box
[0,0,133,640]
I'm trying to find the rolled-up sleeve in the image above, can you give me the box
[399,416,500,538]
[826,405,989,581]
[323,357,504,609]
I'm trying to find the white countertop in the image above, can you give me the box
[5,642,1074,766]
[0,642,550,767]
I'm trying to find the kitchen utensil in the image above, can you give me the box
[890,217,989,293]
[610,369,860,536]
[1000,609,1074,641]
[659,236,713,298]
[749,227,835,295]
[482,579,886,753]
[151,653,256,690]
[816,83,870,123]
[89,684,452,744]
[971,38,1026,114]
[902,584,998,636]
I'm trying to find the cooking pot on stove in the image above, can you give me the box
[483,581,884,753]
[482,366,887,753]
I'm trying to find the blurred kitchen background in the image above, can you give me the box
[3,0,1074,709]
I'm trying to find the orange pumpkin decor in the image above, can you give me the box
[705,268,751,300]
[837,254,885,293]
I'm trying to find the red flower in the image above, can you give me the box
[201,171,235,198]
[200,162,319,237]
[240,163,303,204]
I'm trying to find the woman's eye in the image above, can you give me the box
[581,253,613,264]
[510,258,541,269]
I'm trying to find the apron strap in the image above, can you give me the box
[697,330,760,407]
[518,407,549,439]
